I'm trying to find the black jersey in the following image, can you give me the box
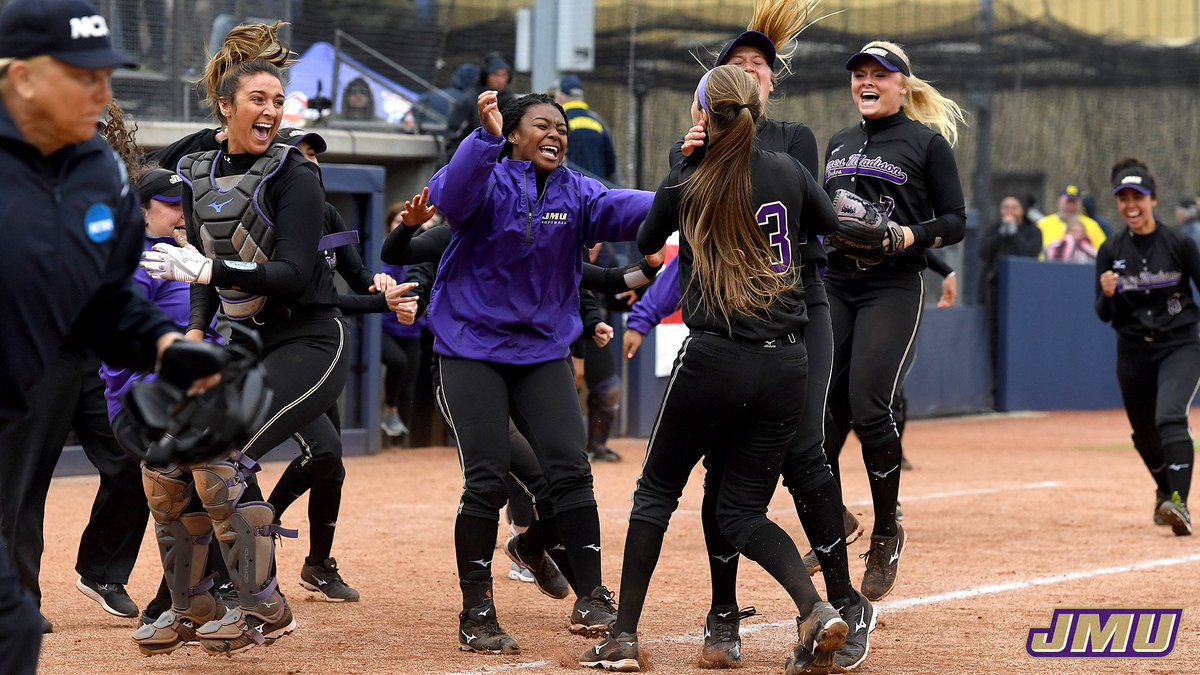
[823,110,966,273]
[1095,224,1200,341]
[639,147,838,341]
[672,118,827,271]
[184,147,339,331]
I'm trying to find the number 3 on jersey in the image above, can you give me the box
[758,201,794,273]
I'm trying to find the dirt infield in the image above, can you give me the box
[33,410,1200,674]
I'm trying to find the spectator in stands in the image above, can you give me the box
[1044,219,1099,263]
[979,195,1043,305]
[1174,197,1200,250]
[444,52,513,160]
[978,194,1043,374]
[553,75,618,183]
[1036,184,1106,257]
[415,62,479,136]
[340,77,379,121]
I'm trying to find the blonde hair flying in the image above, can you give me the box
[743,0,824,77]
[859,40,966,146]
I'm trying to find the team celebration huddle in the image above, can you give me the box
[1,0,1197,673]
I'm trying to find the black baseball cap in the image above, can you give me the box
[1061,184,1082,199]
[136,168,183,205]
[716,31,777,70]
[845,45,911,78]
[276,127,328,154]
[1111,169,1156,197]
[0,0,136,69]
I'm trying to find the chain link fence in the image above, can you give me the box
[7,0,1200,246]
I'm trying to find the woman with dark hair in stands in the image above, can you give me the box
[1097,158,1200,537]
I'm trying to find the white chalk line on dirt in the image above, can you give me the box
[598,480,1064,518]
[445,552,1200,673]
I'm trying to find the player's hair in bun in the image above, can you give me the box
[200,22,295,127]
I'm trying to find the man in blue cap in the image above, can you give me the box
[0,1,208,671]
[553,74,617,183]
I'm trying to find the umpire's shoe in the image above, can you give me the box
[699,604,756,667]
[77,576,139,618]
[785,601,848,675]
[832,590,875,673]
[300,557,360,602]
[580,631,639,671]
[458,598,520,654]
[1157,491,1192,536]
[571,586,618,637]
[503,534,570,599]
[803,508,864,576]
[859,524,906,601]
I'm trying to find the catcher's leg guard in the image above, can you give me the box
[195,496,297,655]
[132,513,221,656]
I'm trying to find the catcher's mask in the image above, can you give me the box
[119,323,272,467]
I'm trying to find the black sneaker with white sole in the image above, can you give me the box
[699,604,756,667]
[458,599,520,654]
[832,590,876,672]
[580,631,639,671]
[300,557,361,602]
[570,586,618,637]
[76,576,139,618]
[785,601,849,675]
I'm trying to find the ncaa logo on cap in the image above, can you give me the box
[69,14,108,39]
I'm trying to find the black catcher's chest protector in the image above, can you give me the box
[179,144,294,320]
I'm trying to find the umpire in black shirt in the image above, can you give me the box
[0,0,194,671]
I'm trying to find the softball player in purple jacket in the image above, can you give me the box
[427,90,653,654]
[1097,158,1200,536]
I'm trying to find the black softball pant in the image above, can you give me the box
[240,317,350,563]
[240,317,349,465]
[437,355,602,600]
[633,332,808,548]
[1117,336,1200,500]
[824,269,924,536]
[615,331,814,635]
[701,278,847,602]
[0,348,147,601]
[381,334,422,416]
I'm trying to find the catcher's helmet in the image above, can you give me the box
[119,324,272,466]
